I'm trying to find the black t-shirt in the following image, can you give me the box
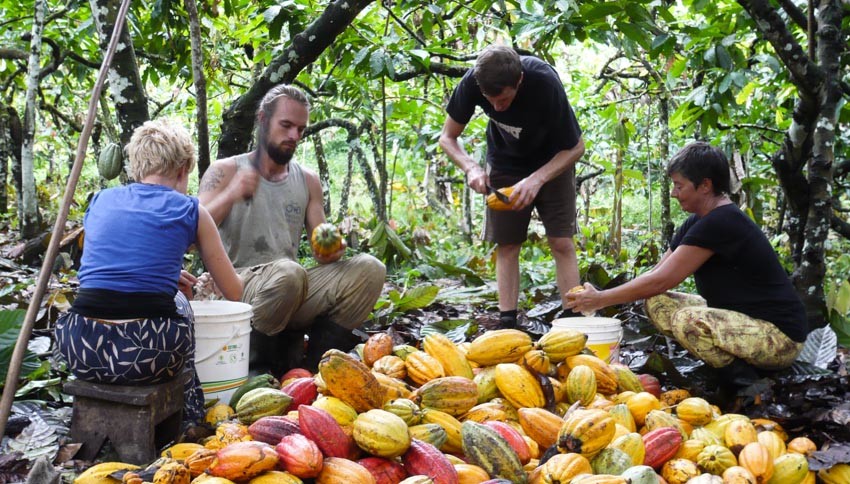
[671,204,808,342]
[445,56,582,176]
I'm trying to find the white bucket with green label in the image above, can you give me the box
[191,300,253,403]
[551,317,623,363]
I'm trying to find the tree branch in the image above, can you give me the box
[716,122,785,134]
[776,0,808,30]
[835,159,850,179]
[382,1,426,47]
[0,48,26,60]
[389,60,468,81]
[37,37,64,80]
[831,214,850,239]
[217,0,375,159]
[737,0,822,97]
[38,94,82,132]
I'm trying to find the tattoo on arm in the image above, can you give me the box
[199,167,224,193]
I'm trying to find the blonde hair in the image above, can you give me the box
[127,119,196,180]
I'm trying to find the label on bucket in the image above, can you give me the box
[588,342,620,364]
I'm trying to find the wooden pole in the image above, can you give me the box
[0,0,133,436]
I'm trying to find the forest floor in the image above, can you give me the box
[1,225,849,481]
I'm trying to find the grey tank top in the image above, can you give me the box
[218,155,309,268]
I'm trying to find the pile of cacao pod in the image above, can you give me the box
[74,329,850,484]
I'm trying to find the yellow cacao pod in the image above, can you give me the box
[697,444,737,476]
[405,351,445,386]
[466,329,533,366]
[566,364,597,406]
[557,408,616,458]
[319,349,385,413]
[722,465,757,483]
[535,328,587,362]
[818,463,850,484]
[786,436,817,456]
[423,333,474,379]
[565,355,619,395]
[352,409,411,458]
[661,458,700,484]
[724,419,758,456]
[737,442,773,483]
[767,452,808,484]
[494,363,545,409]
[676,397,713,426]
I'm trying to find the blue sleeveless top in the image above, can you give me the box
[77,183,198,294]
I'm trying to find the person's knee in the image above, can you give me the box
[267,259,308,292]
[353,254,386,285]
[497,243,522,257]
[548,237,576,256]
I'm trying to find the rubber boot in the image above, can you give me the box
[249,330,306,378]
[303,319,363,370]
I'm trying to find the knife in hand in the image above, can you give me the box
[486,184,511,204]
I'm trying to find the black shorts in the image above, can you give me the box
[484,167,577,245]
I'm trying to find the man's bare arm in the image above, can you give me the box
[197,160,248,226]
[439,115,487,194]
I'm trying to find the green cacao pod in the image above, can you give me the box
[98,142,124,180]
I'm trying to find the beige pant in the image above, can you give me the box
[645,292,803,370]
[239,254,386,335]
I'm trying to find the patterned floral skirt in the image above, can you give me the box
[55,294,205,423]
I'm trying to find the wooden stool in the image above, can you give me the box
[64,369,191,464]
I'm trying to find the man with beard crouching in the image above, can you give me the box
[198,84,386,373]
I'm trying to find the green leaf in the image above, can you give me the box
[353,46,372,69]
[735,81,758,105]
[0,309,26,333]
[395,285,439,312]
[419,319,474,344]
[585,263,612,289]
[651,33,671,52]
[583,3,623,21]
[831,280,850,316]
[715,45,732,70]
[384,224,413,260]
[617,21,650,50]
[369,50,386,76]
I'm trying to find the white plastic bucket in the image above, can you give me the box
[551,317,623,363]
[191,300,253,403]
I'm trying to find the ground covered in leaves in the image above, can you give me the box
[1,229,849,482]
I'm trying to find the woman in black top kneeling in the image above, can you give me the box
[566,142,808,372]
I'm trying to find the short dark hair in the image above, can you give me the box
[473,45,522,97]
[666,141,731,195]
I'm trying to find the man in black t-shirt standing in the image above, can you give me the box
[439,45,586,328]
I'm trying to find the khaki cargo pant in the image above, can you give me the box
[239,254,386,335]
[645,292,803,370]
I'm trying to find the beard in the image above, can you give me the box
[266,141,295,166]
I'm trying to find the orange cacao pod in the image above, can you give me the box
[208,441,279,481]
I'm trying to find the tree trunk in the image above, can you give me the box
[609,145,623,256]
[657,96,673,245]
[337,149,354,222]
[184,0,211,179]
[0,104,13,214]
[313,134,331,218]
[217,0,375,160]
[737,0,845,327]
[19,0,46,239]
[89,0,149,147]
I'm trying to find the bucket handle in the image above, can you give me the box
[195,325,253,364]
